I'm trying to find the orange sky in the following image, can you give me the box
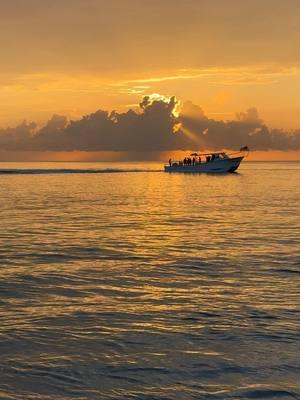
[0,0,299,160]
[0,150,299,162]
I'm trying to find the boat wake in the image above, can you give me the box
[0,168,161,175]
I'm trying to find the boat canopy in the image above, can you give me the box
[190,152,227,157]
[189,147,249,157]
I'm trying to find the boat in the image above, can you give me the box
[164,147,249,173]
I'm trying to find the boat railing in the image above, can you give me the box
[167,158,221,167]
[167,148,249,166]
[167,155,228,166]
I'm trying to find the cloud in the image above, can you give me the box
[0,96,299,154]
[179,103,300,151]
[236,107,262,124]
[34,115,68,150]
[116,65,300,87]
[0,121,36,151]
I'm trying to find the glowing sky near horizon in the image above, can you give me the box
[0,1,300,144]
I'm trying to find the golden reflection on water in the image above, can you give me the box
[0,161,299,398]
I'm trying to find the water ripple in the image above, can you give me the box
[0,161,299,399]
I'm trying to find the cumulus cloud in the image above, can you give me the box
[0,96,299,153]
[0,121,36,151]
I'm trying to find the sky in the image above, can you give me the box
[0,0,300,160]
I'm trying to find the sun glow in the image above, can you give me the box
[147,93,168,102]
[144,93,181,118]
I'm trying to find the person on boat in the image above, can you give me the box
[198,156,201,163]
[192,157,195,165]
[183,157,187,165]
[169,158,172,166]
[206,155,210,162]
[211,154,215,161]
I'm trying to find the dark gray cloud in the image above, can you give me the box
[0,121,36,151]
[0,96,299,153]
[179,103,300,151]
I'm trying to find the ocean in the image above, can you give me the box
[0,161,299,400]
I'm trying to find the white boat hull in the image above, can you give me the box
[164,156,243,173]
